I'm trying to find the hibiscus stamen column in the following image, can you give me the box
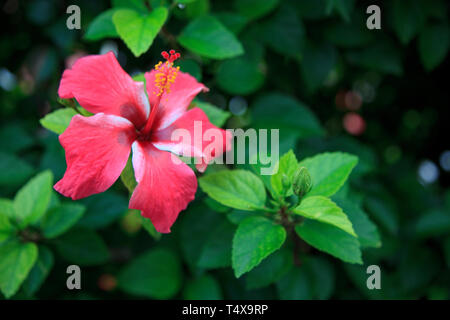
[140,50,180,137]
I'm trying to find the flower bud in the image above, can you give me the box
[292,167,312,198]
[281,174,291,192]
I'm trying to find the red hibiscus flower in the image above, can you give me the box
[54,50,231,233]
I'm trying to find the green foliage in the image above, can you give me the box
[180,205,234,269]
[54,228,109,266]
[333,198,381,248]
[120,157,137,194]
[40,203,85,238]
[300,42,337,93]
[245,248,292,290]
[270,150,298,198]
[418,23,450,71]
[178,15,244,59]
[325,0,355,22]
[293,196,356,236]
[13,171,53,228]
[118,248,182,299]
[199,170,267,211]
[295,220,362,264]
[346,40,403,76]
[262,4,304,57]
[234,0,279,21]
[232,216,286,277]
[390,0,424,45]
[276,266,311,299]
[84,9,119,41]
[216,56,265,95]
[0,153,34,188]
[251,93,323,139]
[298,152,358,197]
[3,0,449,301]
[22,246,54,296]
[0,240,38,298]
[193,100,231,127]
[39,108,77,135]
[183,274,223,300]
[113,7,168,57]
[77,191,128,229]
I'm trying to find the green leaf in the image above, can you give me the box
[346,40,403,76]
[0,199,15,220]
[199,170,267,211]
[139,213,161,240]
[251,93,323,139]
[0,123,34,153]
[40,203,85,238]
[22,246,54,296]
[112,0,149,14]
[0,209,15,243]
[216,56,265,95]
[444,236,450,268]
[0,240,38,298]
[418,23,450,71]
[197,220,235,269]
[293,196,356,236]
[215,12,248,35]
[303,256,335,299]
[298,152,358,197]
[14,171,53,228]
[173,0,210,20]
[204,197,230,213]
[300,42,337,93]
[365,196,398,235]
[77,191,128,229]
[295,220,362,264]
[245,248,292,290]
[84,9,119,41]
[175,0,199,4]
[276,266,312,300]
[391,0,424,45]
[262,4,304,57]
[118,248,182,299]
[183,274,223,300]
[40,108,77,135]
[293,0,329,20]
[232,216,286,277]
[193,100,231,127]
[0,152,34,188]
[270,150,298,198]
[176,59,202,81]
[414,209,450,238]
[324,19,374,48]
[247,153,275,194]
[226,210,263,225]
[325,0,354,22]
[333,198,381,248]
[54,228,109,266]
[120,157,137,194]
[113,7,168,57]
[178,15,244,59]
[234,0,279,20]
[180,205,234,269]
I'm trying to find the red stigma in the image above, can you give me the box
[161,50,180,63]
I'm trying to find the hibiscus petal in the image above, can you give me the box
[59,52,150,129]
[145,69,208,130]
[54,113,136,200]
[152,108,233,172]
[129,141,197,233]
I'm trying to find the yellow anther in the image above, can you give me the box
[153,60,179,97]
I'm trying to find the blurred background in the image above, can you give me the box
[0,0,449,299]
